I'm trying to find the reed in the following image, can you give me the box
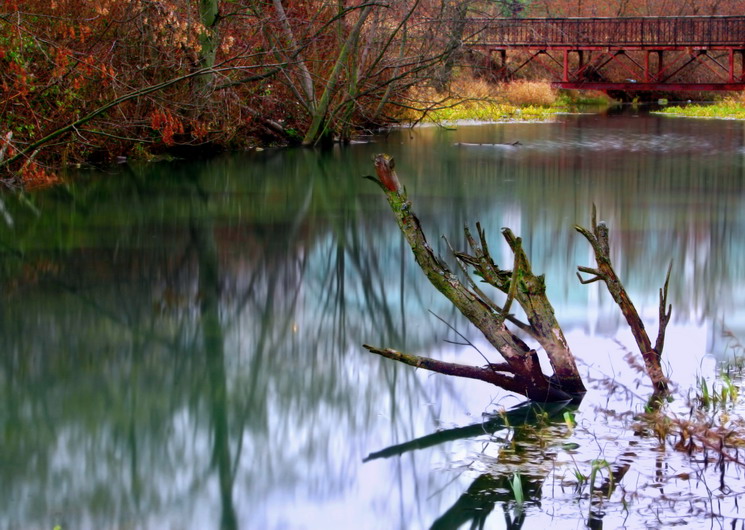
[497,80,558,106]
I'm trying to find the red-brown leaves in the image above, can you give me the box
[150,110,185,146]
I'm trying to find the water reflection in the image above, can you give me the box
[366,401,575,530]
[1,111,745,528]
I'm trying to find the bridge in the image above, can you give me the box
[466,16,745,91]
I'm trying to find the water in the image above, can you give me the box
[2,109,745,529]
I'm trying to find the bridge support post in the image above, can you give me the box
[657,51,664,82]
[729,48,735,83]
[498,49,507,78]
[488,49,508,81]
[563,49,569,82]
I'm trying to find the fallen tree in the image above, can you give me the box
[363,154,671,402]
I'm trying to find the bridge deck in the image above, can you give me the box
[471,16,745,49]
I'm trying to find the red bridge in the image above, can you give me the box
[466,16,745,91]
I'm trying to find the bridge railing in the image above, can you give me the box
[468,16,745,48]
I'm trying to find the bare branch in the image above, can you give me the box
[363,344,527,396]
[654,261,674,358]
[576,211,669,394]
[576,271,603,285]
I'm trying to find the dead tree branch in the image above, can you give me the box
[457,225,585,393]
[363,153,585,402]
[362,344,526,394]
[575,206,670,394]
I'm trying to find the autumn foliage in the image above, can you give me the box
[1,0,217,181]
[0,1,456,180]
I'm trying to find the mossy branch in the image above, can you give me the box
[364,153,586,402]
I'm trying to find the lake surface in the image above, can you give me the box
[3,109,745,529]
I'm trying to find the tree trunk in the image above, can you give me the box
[271,0,316,109]
[192,0,221,104]
[301,6,374,146]
[432,0,472,92]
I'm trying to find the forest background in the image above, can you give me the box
[0,0,741,186]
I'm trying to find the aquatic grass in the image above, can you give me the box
[555,89,614,109]
[572,465,588,490]
[565,453,616,525]
[656,97,745,120]
[640,357,745,463]
[720,374,739,403]
[559,335,745,524]
[399,97,555,123]
[511,471,525,507]
[587,459,613,500]
[698,376,712,408]
[693,329,745,410]
[695,373,740,410]
[723,328,745,374]
[563,410,576,431]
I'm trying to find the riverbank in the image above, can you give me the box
[2,79,612,191]
[397,79,613,125]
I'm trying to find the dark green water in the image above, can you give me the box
[3,110,745,529]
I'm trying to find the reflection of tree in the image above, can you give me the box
[365,401,575,530]
[431,472,535,530]
[0,149,456,528]
[192,189,238,530]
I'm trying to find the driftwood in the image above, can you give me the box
[363,154,585,402]
[575,206,671,394]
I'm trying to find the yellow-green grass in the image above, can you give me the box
[656,97,745,119]
[409,100,556,123]
[399,79,610,125]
